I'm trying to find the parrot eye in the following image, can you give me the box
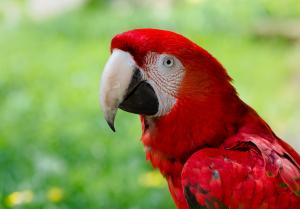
[163,56,175,68]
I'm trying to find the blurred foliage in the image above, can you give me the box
[261,0,300,17]
[86,0,109,8]
[0,0,299,209]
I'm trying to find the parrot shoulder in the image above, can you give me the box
[224,133,300,195]
[181,135,300,209]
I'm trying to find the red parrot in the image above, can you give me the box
[100,29,300,209]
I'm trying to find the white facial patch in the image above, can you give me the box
[100,49,136,123]
[143,52,185,116]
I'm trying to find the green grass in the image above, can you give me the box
[0,3,299,209]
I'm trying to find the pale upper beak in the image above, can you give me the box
[100,49,159,132]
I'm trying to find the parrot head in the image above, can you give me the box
[100,29,244,159]
[100,29,236,128]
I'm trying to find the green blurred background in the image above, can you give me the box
[0,0,299,208]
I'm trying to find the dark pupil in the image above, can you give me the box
[166,59,171,65]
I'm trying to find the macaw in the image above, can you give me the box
[100,29,300,209]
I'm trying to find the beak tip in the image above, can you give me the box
[107,121,116,132]
[103,110,117,132]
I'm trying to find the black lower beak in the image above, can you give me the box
[119,69,159,116]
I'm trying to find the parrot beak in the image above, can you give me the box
[100,49,159,132]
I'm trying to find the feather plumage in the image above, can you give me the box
[109,29,300,209]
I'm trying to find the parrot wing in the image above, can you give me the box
[182,135,300,209]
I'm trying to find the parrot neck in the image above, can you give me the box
[140,92,273,177]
